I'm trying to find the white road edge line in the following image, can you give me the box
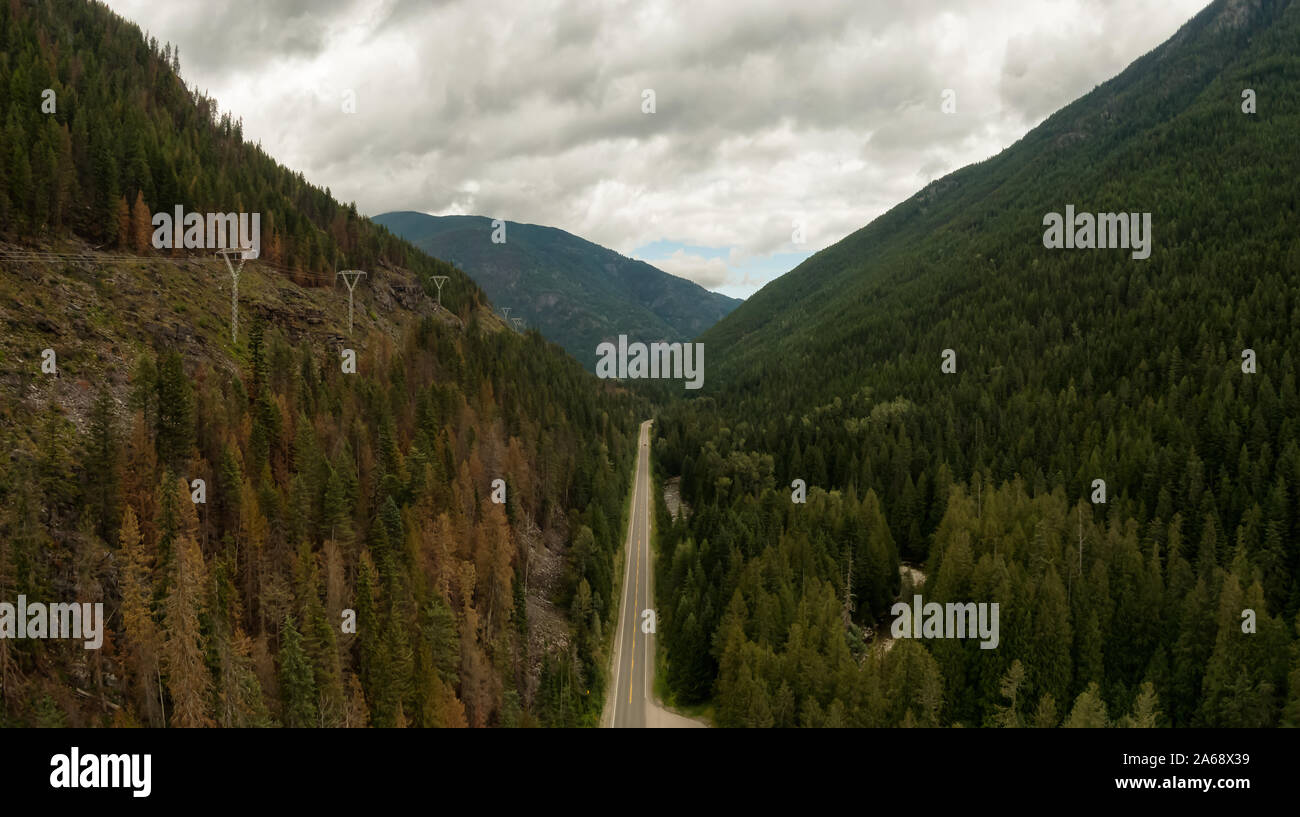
[643,450,649,699]
[609,421,645,727]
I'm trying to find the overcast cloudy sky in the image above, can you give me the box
[106,0,1208,299]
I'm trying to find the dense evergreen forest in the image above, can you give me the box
[0,0,467,298]
[3,0,1297,731]
[652,0,1300,727]
[0,0,641,726]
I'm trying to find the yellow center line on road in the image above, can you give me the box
[630,529,640,704]
[626,427,648,711]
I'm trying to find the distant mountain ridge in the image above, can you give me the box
[373,212,740,369]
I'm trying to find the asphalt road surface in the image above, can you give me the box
[604,420,704,728]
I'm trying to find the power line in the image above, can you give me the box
[0,248,467,333]
[0,248,383,286]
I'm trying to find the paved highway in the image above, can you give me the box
[607,419,655,728]
[604,419,703,728]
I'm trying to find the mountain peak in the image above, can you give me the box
[374,211,740,369]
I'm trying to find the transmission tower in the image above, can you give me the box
[336,270,368,335]
[431,275,449,310]
[215,247,252,342]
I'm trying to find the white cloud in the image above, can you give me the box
[654,250,733,290]
[106,0,1210,297]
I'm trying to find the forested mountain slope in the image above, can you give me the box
[0,0,639,727]
[374,212,741,370]
[653,0,1300,727]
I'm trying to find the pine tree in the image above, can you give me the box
[36,407,78,533]
[278,616,317,728]
[1120,681,1161,727]
[1063,682,1109,728]
[990,659,1026,727]
[1032,694,1058,728]
[343,674,370,728]
[475,500,514,639]
[118,506,163,726]
[84,388,122,542]
[8,140,31,231]
[1284,640,1300,728]
[884,639,945,727]
[294,541,344,725]
[226,627,272,727]
[161,486,213,727]
[131,189,152,252]
[114,194,130,247]
[154,350,193,468]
